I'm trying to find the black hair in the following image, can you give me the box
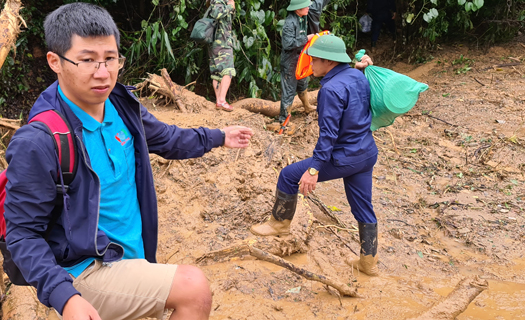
[44,2,120,55]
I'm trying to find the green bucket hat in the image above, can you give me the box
[287,0,311,11]
[306,34,352,63]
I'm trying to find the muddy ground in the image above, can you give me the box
[147,41,525,320]
[2,41,525,319]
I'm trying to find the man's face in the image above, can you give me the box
[310,57,332,77]
[295,7,309,17]
[47,35,119,112]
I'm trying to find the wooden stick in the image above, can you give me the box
[160,68,188,113]
[384,129,399,154]
[307,193,348,228]
[248,246,358,297]
[408,276,488,320]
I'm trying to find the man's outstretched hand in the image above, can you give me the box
[63,295,101,320]
[223,126,254,148]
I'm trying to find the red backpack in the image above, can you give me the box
[0,110,77,285]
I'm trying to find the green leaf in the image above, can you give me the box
[239,67,251,83]
[430,8,439,17]
[180,0,186,13]
[431,0,438,4]
[473,0,483,8]
[152,0,159,6]
[423,13,430,22]
[406,13,414,24]
[458,0,466,5]
[417,251,424,258]
[163,31,175,60]
[243,36,255,48]
[465,2,473,12]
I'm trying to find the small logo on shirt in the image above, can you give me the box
[115,129,131,146]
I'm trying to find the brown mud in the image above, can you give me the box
[2,42,525,319]
[148,41,525,319]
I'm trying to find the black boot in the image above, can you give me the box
[250,189,297,236]
[347,222,379,276]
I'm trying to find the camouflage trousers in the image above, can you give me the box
[208,45,236,82]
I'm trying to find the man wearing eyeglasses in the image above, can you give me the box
[3,3,253,320]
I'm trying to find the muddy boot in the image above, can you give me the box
[347,222,379,276]
[250,189,297,236]
[298,90,315,114]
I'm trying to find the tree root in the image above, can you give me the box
[161,68,188,113]
[408,276,489,320]
[0,0,26,70]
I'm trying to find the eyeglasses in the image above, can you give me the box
[56,53,126,74]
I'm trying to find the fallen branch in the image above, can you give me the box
[0,0,26,70]
[0,119,21,131]
[250,245,358,297]
[408,276,488,320]
[161,68,188,113]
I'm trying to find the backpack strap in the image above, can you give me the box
[29,110,77,241]
[29,110,77,186]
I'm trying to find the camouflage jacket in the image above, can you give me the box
[209,0,235,48]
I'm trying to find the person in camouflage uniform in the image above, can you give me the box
[209,0,236,112]
[279,0,331,122]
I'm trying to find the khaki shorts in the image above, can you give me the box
[72,259,178,320]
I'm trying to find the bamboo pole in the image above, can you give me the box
[0,0,26,70]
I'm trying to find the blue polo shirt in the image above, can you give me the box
[58,86,145,277]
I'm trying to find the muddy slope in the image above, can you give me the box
[148,42,525,319]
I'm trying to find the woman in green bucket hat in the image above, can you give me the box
[251,34,381,277]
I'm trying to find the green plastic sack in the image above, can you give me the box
[190,7,217,44]
[355,49,429,131]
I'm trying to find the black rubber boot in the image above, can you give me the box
[359,222,378,257]
[271,189,298,221]
[250,189,297,236]
[347,222,379,276]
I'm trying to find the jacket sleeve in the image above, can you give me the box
[140,105,223,159]
[209,0,234,20]
[311,87,344,170]
[4,124,80,315]
[282,17,307,51]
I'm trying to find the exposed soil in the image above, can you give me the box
[147,41,525,319]
[1,41,525,319]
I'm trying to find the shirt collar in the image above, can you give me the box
[58,85,114,132]
[320,63,351,86]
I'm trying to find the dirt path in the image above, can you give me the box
[147,41,525,319]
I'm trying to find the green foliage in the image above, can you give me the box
[404,0,524,45]
[0,4,48,120]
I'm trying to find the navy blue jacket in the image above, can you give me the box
[4,81,223,314]
[311,63,378,170]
